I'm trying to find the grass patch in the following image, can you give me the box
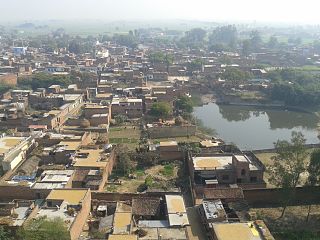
[108,126,141,140]
[152,136,202,144]
[250,205,320,237]
[135,168,145,177]
[160,164,174,176]
[105,185,118,192]
[256,149,316,187]
[274,231,320,240]
[109,138,138,144]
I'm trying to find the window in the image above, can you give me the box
[241,169,246,176]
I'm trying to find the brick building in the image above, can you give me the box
[111,98,143,118]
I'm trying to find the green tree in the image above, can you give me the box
[308,149,320,185]
[116,144,134,175]
[149,102,172,118]
[18,73,72,89]
[305,149,320,221]
[180,28,207,49]
[242,39,251,56]
[185,28,207,43]
[187,59,204,75]
[0,226,12,240]
[68,40,82,54]
[209,25,238,49]
[17,217,70,240]
[250,30,262,51]
[175,96,193,113]
[149,51,173,72]
[114,115,127,125]
[268,131,308,218]
[134,152,160,167]
[267,35,279,49]
[113,34,138,48]
[219,67,253,86]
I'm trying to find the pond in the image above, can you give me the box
[194,103,320,150]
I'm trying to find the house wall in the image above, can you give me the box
[0,186,50,201]
[148,125,196,138]
[111,102,143,118]
[84,106,111,119]
[69,190,91,240]
[90,115,109,126]
[159,150,183,161]
[243,186,320,206]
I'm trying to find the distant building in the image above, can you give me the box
[12,47,27,56]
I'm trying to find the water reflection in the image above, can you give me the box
[218,104,318,130]
[194,103,319,149]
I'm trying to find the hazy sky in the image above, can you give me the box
[0,0,320,24]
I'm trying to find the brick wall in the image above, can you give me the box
[69,189,91,240]
[148,125,196,138]
[0,186,50,201]
[243,186,320,206]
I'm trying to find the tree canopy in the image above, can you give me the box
[219,67,253,85]
[0,226,12,240]
[209,25,238,49]
[149,102,172,118]
[18,73,72,89]
[187,59,204,74]
[266,68,320,106]
[268,131,308,217]
[17,217,70,240]
[307,149,320,186]
[175,96,194,113]
[115,144,135,175]
[113,34,138,49]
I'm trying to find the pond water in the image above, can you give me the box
[194,103,320,150]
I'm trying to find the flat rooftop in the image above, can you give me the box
[0,136,26,155]
[213,222,262,240]
[193,154,261,171]
[108,235,137,240]
[73,149,108,168]
[165,195,186,213]
[192,156,233,170]
[113,212,132,228]
[57,140,81,151]
[160,141,178,147]
[165,195,189,227]
[46,189,88,205]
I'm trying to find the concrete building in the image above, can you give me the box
[190,153,265,187]
[165,195,189,227]
[210,222,274,240]
[0,135,36,171]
